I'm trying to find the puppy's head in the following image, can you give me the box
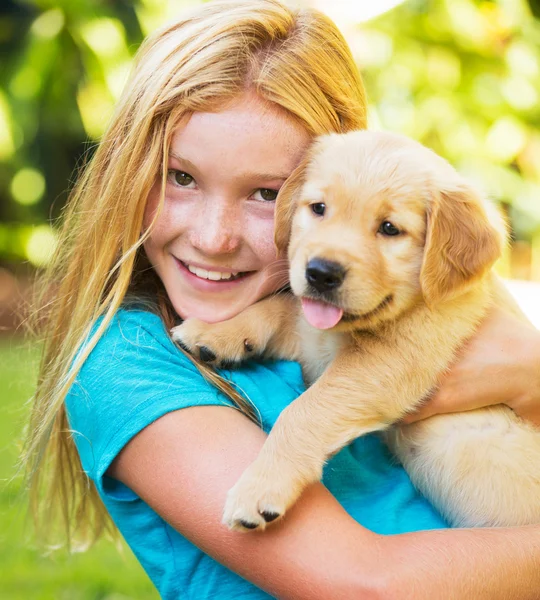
[275,131,505,331]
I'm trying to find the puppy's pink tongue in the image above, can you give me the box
[301,297,343,329]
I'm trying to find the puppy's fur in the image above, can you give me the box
[173,131,540,532]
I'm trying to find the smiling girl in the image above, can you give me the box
[143,92,310,324]
[24,1,540,598]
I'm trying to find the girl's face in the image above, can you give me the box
[144,92,311,323]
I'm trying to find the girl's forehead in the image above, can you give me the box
[169,92,312,173]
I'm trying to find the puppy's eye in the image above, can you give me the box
[310,203,326,216]
[378,221,401,236]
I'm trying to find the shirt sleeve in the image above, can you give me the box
[65,309,236,501]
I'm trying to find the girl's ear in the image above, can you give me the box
[420,184,506,306]
[274,150,314,255]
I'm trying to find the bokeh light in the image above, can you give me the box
[0,91,14,159]
[25,224,57,267]
[31,8,65,40]
[10,168,46,206]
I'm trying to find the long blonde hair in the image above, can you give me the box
[23,0,367,549]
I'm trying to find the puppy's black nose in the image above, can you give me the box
[305,258,345,293]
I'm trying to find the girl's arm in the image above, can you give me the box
[109,405,540,600]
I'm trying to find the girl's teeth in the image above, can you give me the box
[186,264,239,281]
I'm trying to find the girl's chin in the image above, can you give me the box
[172,285,267,323]
[175,301,249,323]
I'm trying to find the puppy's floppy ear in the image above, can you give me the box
[274,149,314,254]
[421,184,506,306]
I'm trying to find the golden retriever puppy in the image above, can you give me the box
[172,131,540,531]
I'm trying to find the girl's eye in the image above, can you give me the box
[378,221,401,236]
[310,202,326,216]
[168,169,195,187]
[253,188,279,202]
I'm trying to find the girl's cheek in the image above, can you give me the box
[249,214,281,261]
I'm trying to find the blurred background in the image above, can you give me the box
[1,0,539,598]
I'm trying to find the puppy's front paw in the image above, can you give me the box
[171,319,258,368]
[222,463,302,532]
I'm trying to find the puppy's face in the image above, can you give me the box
[275,131,503,332]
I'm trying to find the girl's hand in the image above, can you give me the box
[402,306,540,427]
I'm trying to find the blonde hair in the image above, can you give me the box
[23,0,367,549]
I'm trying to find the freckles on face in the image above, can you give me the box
[142,92,311,323]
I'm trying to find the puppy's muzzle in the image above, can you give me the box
[305,258,346,293]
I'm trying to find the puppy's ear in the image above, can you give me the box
[274,150,314,254]
[421,184,505,306]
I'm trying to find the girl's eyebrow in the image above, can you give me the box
[168,151,199,172]
[168,150,290,182]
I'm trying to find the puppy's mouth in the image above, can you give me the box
[341,295,394,322]
[301,294,393,330]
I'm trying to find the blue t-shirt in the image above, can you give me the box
[66,309,446,599]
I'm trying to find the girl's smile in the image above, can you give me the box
[143,91,311,323]
[173,257,255,292]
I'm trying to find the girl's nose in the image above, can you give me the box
[189,198,242,256]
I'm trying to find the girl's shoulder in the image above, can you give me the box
[86,307,182,360]
[70,306,214,397]
[65,308,227,486]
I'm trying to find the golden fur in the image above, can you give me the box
[173,130,540,531]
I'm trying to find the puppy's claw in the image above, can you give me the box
[198,345,216,362]
[223,500,284,532]
[222,508,267,532]
[219,359,237,370]
[261,510,281,523]
[174,338,192,355]
[239,519,259,530]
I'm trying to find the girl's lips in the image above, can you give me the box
[173,257,255,292]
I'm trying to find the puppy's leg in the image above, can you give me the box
[171,293,301,367]
[222,347,422,531]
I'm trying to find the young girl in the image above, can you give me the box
[24,1,540,598]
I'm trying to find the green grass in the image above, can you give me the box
[0,339,159,600]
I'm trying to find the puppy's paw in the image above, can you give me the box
[222,464,301,532]
[171,319,259,368]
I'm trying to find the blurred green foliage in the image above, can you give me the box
[0,0,539,272]
[0,0,540,266]
[361,0,540,250]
